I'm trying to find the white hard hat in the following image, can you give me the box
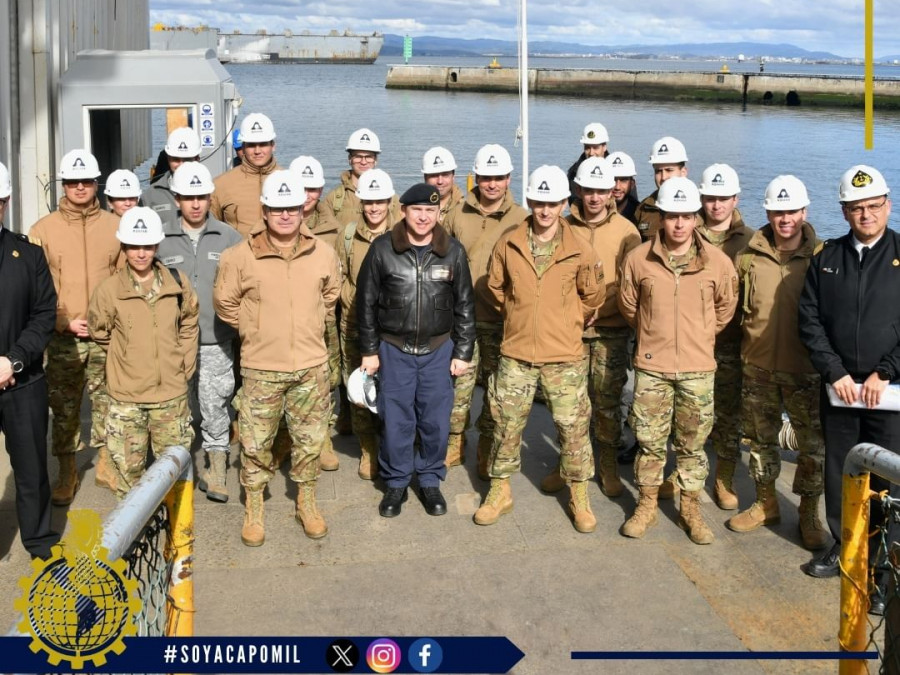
[764,175,810,210]
[656,177,701,213]
[260,170,305,208]
[574,157,615,190]
[58,149,101,180]
[607,151,636,178]
[346,128,381,153]
[422,146,457,174]
[240,113,277,143]
[355,169,394,200]
[580,122,609,145]
[649,136,688,165]
[164,127,201,159]
[839,165,890,203]
[473,144,513,176]
[0,161,12,199]
[116,206,164,245]
[290,156,325,189]
[171,162,215,196]
[699,164,741,197]
[104,169,141,198]
[347,368,377,414]
[525,165,570,203]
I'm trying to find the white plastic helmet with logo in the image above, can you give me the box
[656,177,702,213]
[260,170,305,208]
[422,146,457,174]
[164,127,201,159]
[699,164,741,197]
[58,149,101,180]
[607,152,637,178]
[574,157,615,190]
[763,175,810,210]
[579,122,609,145]
[346,128,381,153]
[355,169,395,200]
[0,161,12,199]
[472,144,513,176]
[171,162,215,196]
[116,206,164,245]
[649,136,689,165]
[290,156,325,189]
[239,113,277,143]
[839,165,890,203]
[104,170,142,198]
[525,165,570,202]
[347,368,377,413]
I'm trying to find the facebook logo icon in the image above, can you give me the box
[409,638,443,673]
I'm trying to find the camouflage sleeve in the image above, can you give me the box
[714,259,739,335]
[617,255,638,328]
[212,249,241,329]
[179,279,201,381]
[87,280,114,350]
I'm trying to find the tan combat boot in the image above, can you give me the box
[241,490,265,547]
[296,482,328,539]
[93,446,118,492]
[597,447,624,498]
[200,451,229,503]
[319,437,340,471]
[473,478,513,525]
[539,464,566,494]
[726,481,780,532]
[621,486,659,538]
[658,473,679,500]
[798,495,829,551]
[357,434,379,480]
[679,489,715,544]
[476,434,492,481]
[52,454,80,506]
[569,480,597,533]
[445,433,466,468]
[713,459,739,511]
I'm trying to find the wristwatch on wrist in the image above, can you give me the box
[875,367,892,381]
[6,356,23,374]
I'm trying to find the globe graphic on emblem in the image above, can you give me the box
[27,557,131,658]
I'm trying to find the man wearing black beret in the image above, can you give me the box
[356,183,476,517]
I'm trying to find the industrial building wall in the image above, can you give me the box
[1,0,149,233]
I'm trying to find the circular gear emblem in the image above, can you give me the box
[14,540,141,669]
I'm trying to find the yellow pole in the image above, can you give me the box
[838,473,871,675]
[164,474,195,637]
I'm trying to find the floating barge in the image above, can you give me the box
[386,64,900,108]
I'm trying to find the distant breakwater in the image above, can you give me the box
[385,65,900,109]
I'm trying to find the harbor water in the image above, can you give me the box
[153,56,900,239]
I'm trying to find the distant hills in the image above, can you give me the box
[382,35,871,62]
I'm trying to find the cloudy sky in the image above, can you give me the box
[149,1,900,59]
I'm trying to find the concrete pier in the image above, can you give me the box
[386,65,900,108]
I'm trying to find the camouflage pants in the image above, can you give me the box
[449,322,503,436]
[325,316,342,430]
[340,326,378,436]
[106,394,193,497]
[709,338,743,462]
[583,329,631,454]
[742,365,824,496]
[45,334,108,455]
[189,342,235,454]
[488,356,593,481]
[239,364,330,490]
[630,369,714,491]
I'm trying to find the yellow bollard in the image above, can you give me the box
[164,474,195,637]
[838,472,872,675]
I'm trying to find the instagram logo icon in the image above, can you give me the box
[366,638,401,673]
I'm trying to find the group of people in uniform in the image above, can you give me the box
[0,115,896,614]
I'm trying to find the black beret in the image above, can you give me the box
[400,183,440,206]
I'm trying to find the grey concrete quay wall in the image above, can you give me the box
[386,65,900,108]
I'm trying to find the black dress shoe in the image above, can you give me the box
[805,542,840,578]
[869,587,886,616]
[617,441,639,465]
[379,487,408,518]
[419,486,447,516]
